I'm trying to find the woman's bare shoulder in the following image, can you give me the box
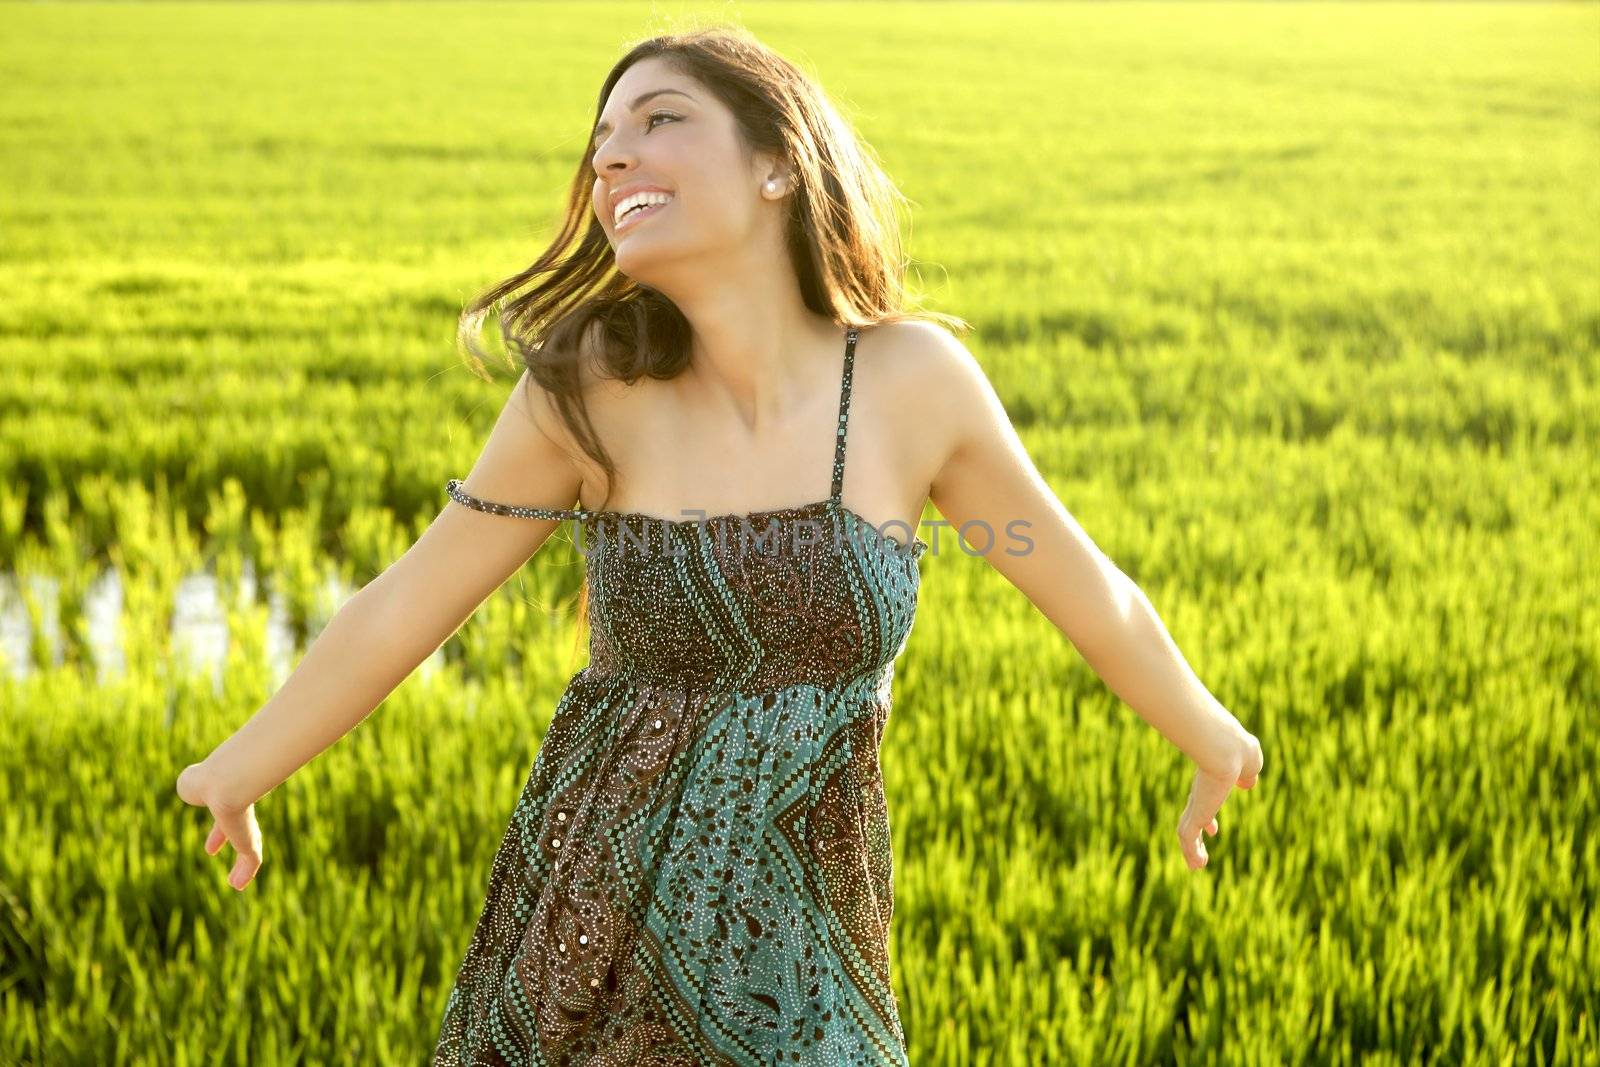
[859,318,991,475]
[861,318,981,404]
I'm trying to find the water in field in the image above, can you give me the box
[0,561,447,687]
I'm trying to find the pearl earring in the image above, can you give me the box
[765,179,780,194]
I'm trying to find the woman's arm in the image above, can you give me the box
[178,370,587,881]
[905,323,1264,865]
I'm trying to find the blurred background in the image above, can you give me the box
[1,2,1595,1063]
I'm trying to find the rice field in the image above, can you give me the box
[1,2,1596,1064]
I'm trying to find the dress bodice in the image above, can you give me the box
[578,496,923,692]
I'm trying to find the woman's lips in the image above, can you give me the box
[616,198,671,233]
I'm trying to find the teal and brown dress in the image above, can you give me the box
[433,326,928,1065]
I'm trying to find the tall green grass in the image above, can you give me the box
[2,2,1596,1063]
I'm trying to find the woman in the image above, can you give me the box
[177,25,1264,1064]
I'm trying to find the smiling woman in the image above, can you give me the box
[427,22,971,1067]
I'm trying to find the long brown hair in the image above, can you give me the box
[455,22,969,660]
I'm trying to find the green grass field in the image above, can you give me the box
[2,2,1596,1063]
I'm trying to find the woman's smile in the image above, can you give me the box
[616,197,672,233]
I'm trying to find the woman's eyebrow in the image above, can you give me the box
[592,89,695,146]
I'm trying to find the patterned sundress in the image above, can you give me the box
[433,326,929,1065]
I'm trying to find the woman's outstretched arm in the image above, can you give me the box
[176,369,586,888]
[905,322,1265,870]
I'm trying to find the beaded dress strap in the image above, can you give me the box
[444,478,588,521]
[829,327,858,504]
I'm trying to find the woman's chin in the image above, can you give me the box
[613,233,690,275]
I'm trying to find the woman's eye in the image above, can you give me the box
[590,112,678,163]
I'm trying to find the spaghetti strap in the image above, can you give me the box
[445,478,585,521]
[829,326,858,504]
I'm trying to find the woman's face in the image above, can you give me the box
[590,58,776,277]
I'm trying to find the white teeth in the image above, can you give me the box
[614,191,673,225]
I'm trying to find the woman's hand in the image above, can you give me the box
[1177,731,1264,871]
[175,761,264,891]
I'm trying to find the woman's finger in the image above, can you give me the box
[1178,764,1237,869]
[205,821,225,856]
[1178,822,1208,869]
[1176,809,1215,870]
[216,807,264,891]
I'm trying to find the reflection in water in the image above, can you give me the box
[0,560,445,686]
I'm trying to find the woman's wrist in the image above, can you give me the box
[183,755,256,812]
[1194,718,1253,779]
